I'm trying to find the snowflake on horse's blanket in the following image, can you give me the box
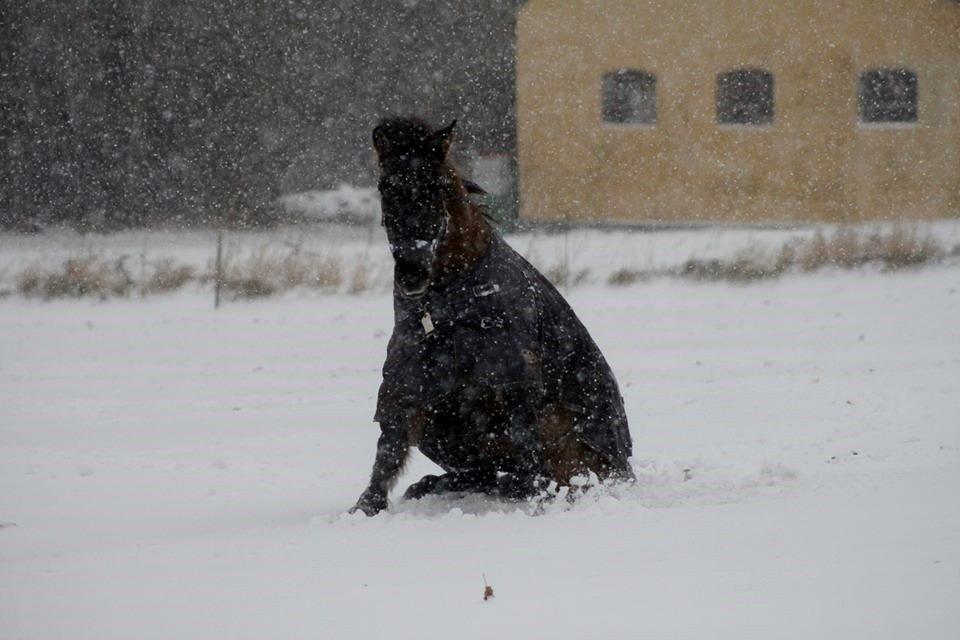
[351,117,633,516]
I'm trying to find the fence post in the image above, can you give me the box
[214,231,223,309]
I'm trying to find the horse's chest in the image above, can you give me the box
[375,281,542,421]
[415,292,538,385]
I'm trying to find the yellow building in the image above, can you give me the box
[516,0,960,223]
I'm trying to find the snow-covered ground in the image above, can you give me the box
[1,228,959,639]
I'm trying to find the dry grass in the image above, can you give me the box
[18,256,136,300]
[12,245,357,301]
[6,225,951,300]
[141,258,196,295]
[604,225,947,287]
[677,225,946,284]
[215,246,345,299]
[347,260,373,294]
[544,264,591,288]
[679,245,788,283]
[607,268,651,286]
[869,225,945,270]
[794,225,945,272]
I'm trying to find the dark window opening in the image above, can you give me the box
[602,70,657,125]
[716,69,774,125]
[859,68,918,124]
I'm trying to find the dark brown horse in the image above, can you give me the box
[351,117,632,516]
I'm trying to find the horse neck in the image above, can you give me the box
[434,175,491,287]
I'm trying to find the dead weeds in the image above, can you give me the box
[215,246,345,299]
[7,225,952,300]
[18,256,136,300]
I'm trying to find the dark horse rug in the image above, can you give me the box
[375,231,633,481]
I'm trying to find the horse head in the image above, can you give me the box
[373,117,459,299]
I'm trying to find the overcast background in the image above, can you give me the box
[1,0,520,229]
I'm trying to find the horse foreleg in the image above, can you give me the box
[350,418,409,516]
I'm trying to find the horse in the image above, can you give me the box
[351,117,633,516]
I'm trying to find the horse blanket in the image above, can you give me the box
[375,232,632,464]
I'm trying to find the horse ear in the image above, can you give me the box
[430,119,457,158]
[372,125,391,158]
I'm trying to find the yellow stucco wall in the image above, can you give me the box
[517,0,960,223]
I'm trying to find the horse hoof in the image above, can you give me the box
[403,474,441,500]
[351,489,387,516]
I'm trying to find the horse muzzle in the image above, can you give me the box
[387,207,448,299]
[393,246,435,298]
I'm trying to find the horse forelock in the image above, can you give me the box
[375,116,436,162]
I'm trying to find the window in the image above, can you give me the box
[601,70,657,125]
[859,68,918,124]
[716,69,774,126]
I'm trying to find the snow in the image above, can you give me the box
[2,232,959,639]
[277,185,381,225]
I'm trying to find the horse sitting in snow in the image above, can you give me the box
[351,117,633,516]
